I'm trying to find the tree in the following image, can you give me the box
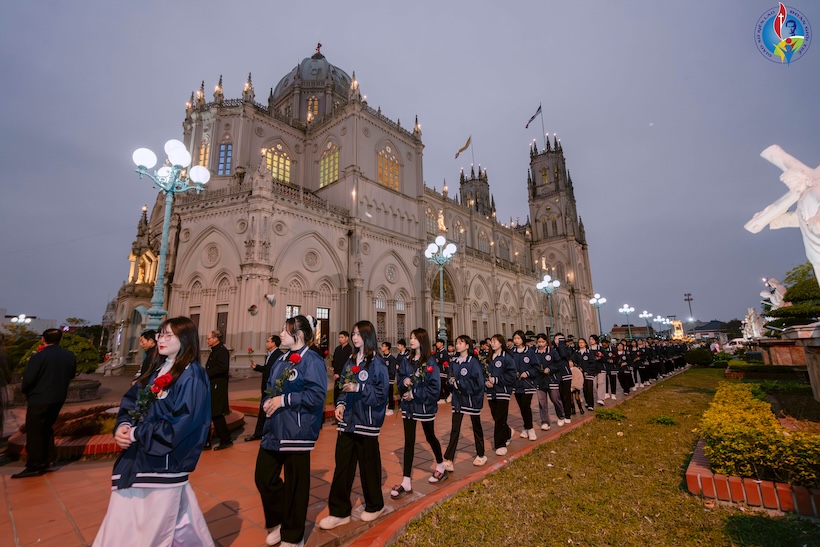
[765,261,820,331]
[64,317,89,327]
[722,319,742,340]
[16,333,100,376]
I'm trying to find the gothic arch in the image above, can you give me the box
[176,226,241,286]
[374,137,404,167]
[467,274,492,306]
[497,281,519,310]
[368,249,415,294]
[272,231,346,287]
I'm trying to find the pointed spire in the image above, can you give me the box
[196,81,206,108]
[470,164,475,178]
[442,178,448,197]
[186,91,195,116]
[348,71,361,101]
[213,75,224,104]
[413,115,421,138]
[243,72,255,102]
[553,133,559,149]
[459,168,465,183]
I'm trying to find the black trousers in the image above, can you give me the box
[387,382,396,410]
[252,401,266,437]
[25,402,63,469]
[328,432,384,516]
[487,399,511,450]
[211,414,231,444]
[513,393,534,430]
[559,380,573,418]
[619,367,634,393]
[254,448,310,543]
[583,376,595,408]
[607,370,619,395]
[439,376,450,400]
[444,412,484,460]
[402,419,442,477]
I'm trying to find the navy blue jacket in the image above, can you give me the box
[572,349,598,377]
[397,356,440,421]
[485,351,516,401]
[510,346,539,394]
[111,361,211,489]
[449,355,484,415]
[261,346,328,452]
[336,353,389,436]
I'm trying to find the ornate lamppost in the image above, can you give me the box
[10,314,32,326]
[132,140,211,330]
[425,235,457,343]
[537,274,561,335]
[589,293,606,335]
[639,310,653,338]
[619,304,635,339]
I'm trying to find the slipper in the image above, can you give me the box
[390,484,411,499]
[428,469,449,484]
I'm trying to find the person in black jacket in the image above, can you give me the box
[206,330,232,450]
[13,328,77,478]
[245,335,283,441]
[331,331,352,406]
[382,341,398,416]
[133,329,157,381]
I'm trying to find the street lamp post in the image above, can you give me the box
[132,140,211,330]
[618,304,635,339]
[10,314,32,326]
[653,316,668,339]
[425,235,457,343]
[589,293,606,336]
[684,292,694,334]
[639,310,653,338]
[537,274,561,335]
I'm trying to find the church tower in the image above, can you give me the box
[528,136,596,336]
[459,165,495,217]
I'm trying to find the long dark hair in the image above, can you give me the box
[491,334,506,355]
[456,334,474,357]
[283,315,316,347]
[351,320,377,366]
[136,316,199,387]
[411,327,432,364]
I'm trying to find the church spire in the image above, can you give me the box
[213,75,224,104]
[243,72,255,102]
[196,81,205,108]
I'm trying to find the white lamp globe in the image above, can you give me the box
[133,148,157,169]
[157,166,172,178]
[589,297,595,304]
[189,165,211,184]
[554,280,561,288]
[537,282,545,290]
[435,235,446,247]
[444,243,456,256]
[168,147,192,168]
[600,298,606,304]
[164,139,186,156]
[594,293,601,299]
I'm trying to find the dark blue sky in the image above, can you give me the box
[1,1,818,332]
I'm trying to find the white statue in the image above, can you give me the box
[746,145,820,281]
[744,307,764,339]
[760,277,791,310]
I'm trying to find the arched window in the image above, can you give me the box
[190,281,203,304]
[541,167,548,185]
[377,145,399,190]
[216,278,231,302]
[217,141,232,175]
[265,145,291,183]
[199,137,210,168]
[426,208,437,234]
[307,96,319,117]
[478,231,489,254]
[551,215,559,236]
[465,192,474,208]
[319,143,339,187]
[541,217,549,239]
[375,290,387,311]
[556,263,566,284]
[499,239,510,261]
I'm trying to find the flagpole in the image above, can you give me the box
[538,103,546,149]
[471,139,475,169]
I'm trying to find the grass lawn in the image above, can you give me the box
[393,368,820,547]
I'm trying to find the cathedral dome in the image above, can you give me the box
[272,51,352,102]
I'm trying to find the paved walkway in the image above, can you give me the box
[0,371,655,546]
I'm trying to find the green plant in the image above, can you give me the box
[684,348,713,366]
[712,360,729,369]
[727,361,804,373]
[648,414,677,426]
[595,408,626,421]
[16,333,100,375]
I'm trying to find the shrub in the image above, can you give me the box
[595,408,626,421]
[727,361,804,374]
[700,382,820,488]
[648,415,677,426]
[685,348,714,366]
[16,333,101,375]
[712,360,729,369]
[757,380,813,395]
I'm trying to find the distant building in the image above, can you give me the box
[693,320,727,343]
[108,49,598,374]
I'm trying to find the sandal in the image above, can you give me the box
[428,469,449,484]
[390,484,411,499]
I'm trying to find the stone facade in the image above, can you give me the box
[108,50,597,375]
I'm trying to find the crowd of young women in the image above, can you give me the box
[93,314,688,547]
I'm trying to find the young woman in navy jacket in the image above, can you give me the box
[391,328,444,499]
[320,320,389,530]
[616,341,635,395]
[442,335,487,470]
[94,317,213,546]
[510,330,539,441]
[553,333,574,422]
[534,333,566,429]
[485,334,517,456]
[572,337,597,412]
[254,315,328,547]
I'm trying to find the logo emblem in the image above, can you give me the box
[460,367,468,376]
[288,369,298,381]
[755,3,811,64]
[523,357,530,363]
[494,360,501,368]
[546,355,552,361]
[358,370,369,382]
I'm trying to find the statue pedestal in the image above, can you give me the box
[758,324,820,402]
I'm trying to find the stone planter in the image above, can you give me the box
[10,379,102,406]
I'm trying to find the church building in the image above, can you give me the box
[106,48,597,373]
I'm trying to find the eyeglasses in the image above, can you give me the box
[156,332,176,340]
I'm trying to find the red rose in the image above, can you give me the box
[151,385,161,393]
[426,365,434,373]
[474,349,479,355]
[37,344,45,352]
[324,349,329,356]
[247,347,254,353]
[289,353,302,364]
[352,365,360,374]
[442,361,449,368]
[153,373,173,390]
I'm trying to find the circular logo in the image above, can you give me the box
[358,370,369,382]
[546,355,552,361]
[755,3,812,64]
[494,360,501,368]
[288,369,299,381]
[583,356,588,361]
[523,357,530,364]
[460,367,468,376]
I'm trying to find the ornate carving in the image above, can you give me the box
[362,127,370,137]
[475,285,483,299]
[337,237,347,250]
[224,123,231,130]
[413,256,419,266]
[236,219,247,234]
[203,244,220,268]
[303,249,322,271]
[385,264,398,284]
[255,127,264,137]
[361,242,370,255]
[180,229,191,242]
[274,221,287,235]
[340,126,347,136]
[406,152,412,161]
[295,144,302,154]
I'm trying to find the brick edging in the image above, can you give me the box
[686,438,820,517]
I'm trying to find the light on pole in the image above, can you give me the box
[425,235,457,343]
[10,314,32,325]
[684,292,694,333]
[639,310,653,338]
[133,139,211,330]
[537,274,561,335]
[589,293,606,335]
[654,315,668,338]
[619,304,635,339]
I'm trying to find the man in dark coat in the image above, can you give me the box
[244,334,282,441]
[331,331,352,405]
[13,328,76,478]
[206,329,232,450]
[134,329,157,380]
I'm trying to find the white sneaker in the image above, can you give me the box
[540,423,551,431]
[596,400,604,406]
[437,399,446,405]
[385,409,394,416]
[495,447,507,456]
[611,395,617,400]
[446,394,452,403]
[520,429,529,438]
[281,541,304,547]
[443,459,454,472]
[556,419,564,426]
[604,394,610,400]
[564,416,571,423]
[318,515,351,530]
[266,525,281,546]
[473,455,488,466]
[527,429,537,441]
[360,507,385,522]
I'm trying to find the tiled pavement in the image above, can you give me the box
[0,372,659,546]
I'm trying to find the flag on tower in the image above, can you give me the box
[525,105,542,128]
[454,136,472,159]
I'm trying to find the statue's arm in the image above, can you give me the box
[769,211,799,229]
